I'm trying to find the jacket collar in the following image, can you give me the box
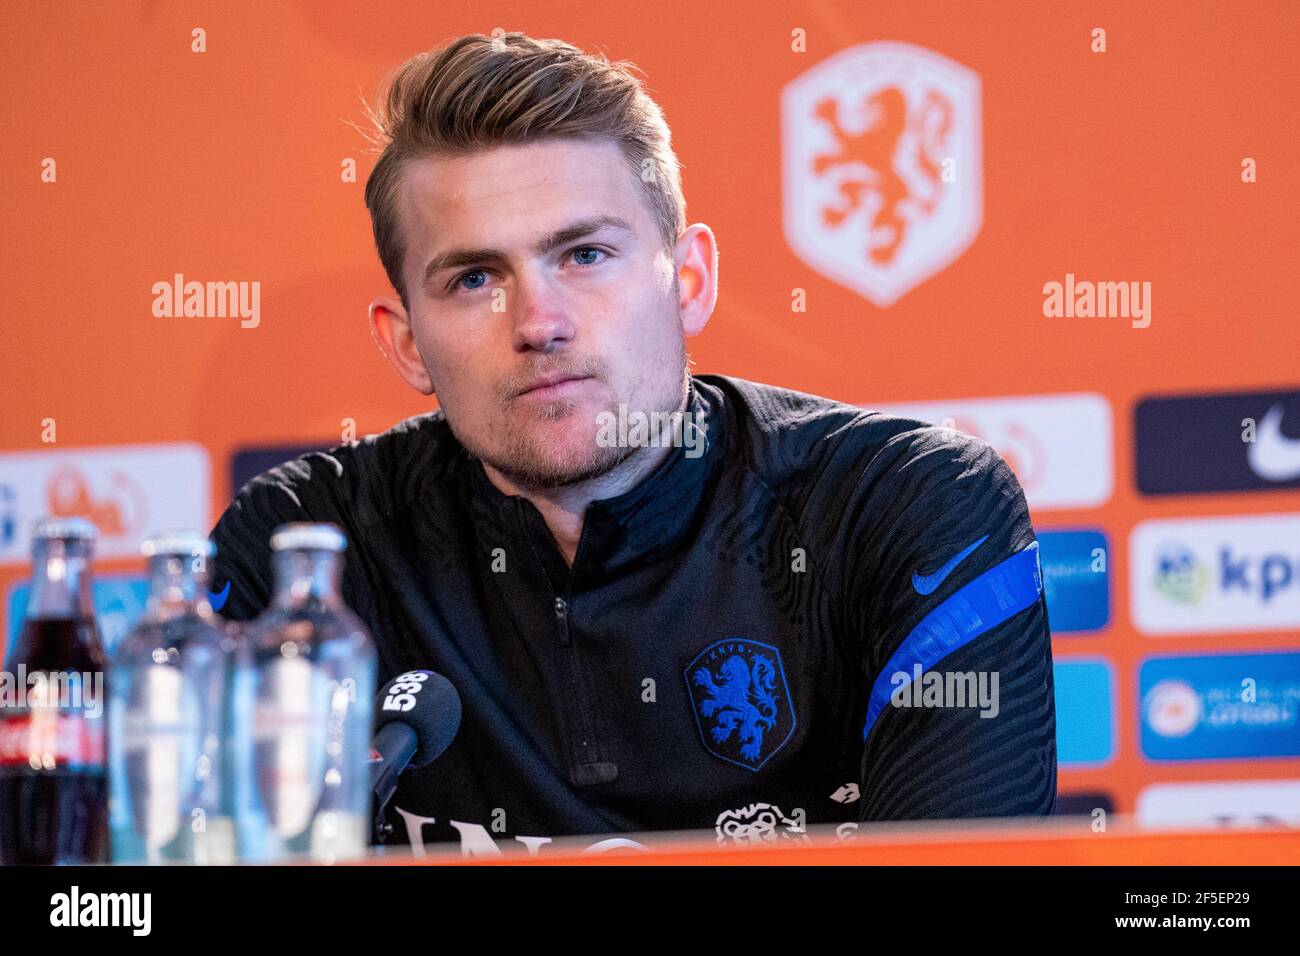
[464,378,722,584]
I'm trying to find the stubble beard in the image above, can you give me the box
[449,344,690,493]
[486,395,640,491]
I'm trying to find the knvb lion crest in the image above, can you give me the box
[782,41,983,307]
[685,638,796,771]
[714,802,809,846]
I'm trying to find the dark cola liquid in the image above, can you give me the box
[0,617,108,865]
[0,772,108,864]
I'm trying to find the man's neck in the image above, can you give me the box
[482,439,675,567]
[482,384,694,567]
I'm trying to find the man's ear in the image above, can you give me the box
[369,295,435,395]
[674,223,718,337]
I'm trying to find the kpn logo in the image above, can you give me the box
[1152,544,1210,606]
[1132,513,1300,634]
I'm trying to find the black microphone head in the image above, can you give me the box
[374,670,462,769]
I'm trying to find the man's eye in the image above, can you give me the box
[452,270,489,293]
[451,249,605,293]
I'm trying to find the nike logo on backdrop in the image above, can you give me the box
[1248,403,1300,482]
[912,534,989,595]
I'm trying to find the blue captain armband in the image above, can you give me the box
[862,541,1043,741]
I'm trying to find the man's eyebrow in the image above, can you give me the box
[421,215,636,289]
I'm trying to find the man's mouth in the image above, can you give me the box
[514,374,594,400]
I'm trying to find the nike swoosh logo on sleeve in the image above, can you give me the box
[208,580,231,612]
[866,541,1043,741]
[911,534,989,595]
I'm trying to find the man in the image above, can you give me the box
[211,32,1056,850]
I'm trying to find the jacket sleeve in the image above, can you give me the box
[208,455,342,622]
[844,426,1057,821]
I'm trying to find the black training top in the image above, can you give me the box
[209,374,1057,849]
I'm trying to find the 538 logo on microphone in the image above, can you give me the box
[383,671,432,713]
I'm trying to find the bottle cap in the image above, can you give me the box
[32,516,98,542]
[270,523,347,553]
[141,531,215,559]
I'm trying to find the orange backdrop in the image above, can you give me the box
[2,0,1298,822]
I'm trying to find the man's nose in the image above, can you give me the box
[510,272,577,353]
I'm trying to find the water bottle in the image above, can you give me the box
[108,532,232,864]
[235,523,376,863]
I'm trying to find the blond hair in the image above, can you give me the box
[362,33,687,309]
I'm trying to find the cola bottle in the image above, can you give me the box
[232,524,376,863]
[0,517,109,864]
[108,532,232,864]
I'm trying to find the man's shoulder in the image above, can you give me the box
[697,373,1005,493]
[229,410,462,524]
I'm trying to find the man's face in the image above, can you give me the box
[396,137,687,489]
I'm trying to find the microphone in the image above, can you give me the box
[370,669,462,843]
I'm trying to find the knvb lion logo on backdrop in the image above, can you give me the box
[685,638,796,771]
[782,41,983,306]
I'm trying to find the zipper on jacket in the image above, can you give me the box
[554,595,571,646]
[514,497,617,787]
[553,589,617,785]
